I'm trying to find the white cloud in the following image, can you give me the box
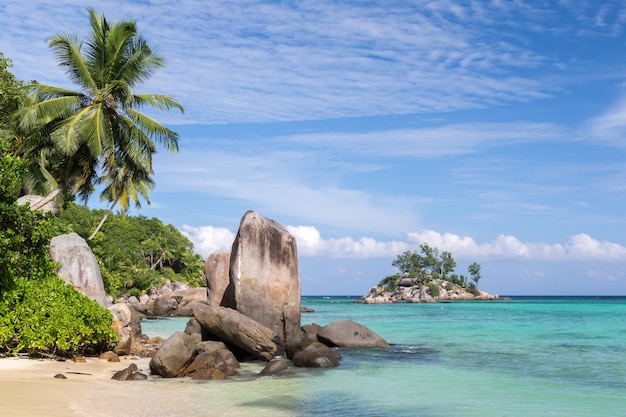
[180,225,235,258]
[184,223,626,262]
[406,230,626,261]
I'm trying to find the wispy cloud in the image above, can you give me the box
[3,0,620,125]
[586,95,626,147]
[153,148,419,234]
[279,122,573,158]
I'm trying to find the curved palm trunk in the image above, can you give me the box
[30,188,62,211]
[88,196,119,240]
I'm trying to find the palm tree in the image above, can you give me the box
[16,8,183,211]
[87,154,155,240]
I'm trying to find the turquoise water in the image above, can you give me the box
[142,297,626,417]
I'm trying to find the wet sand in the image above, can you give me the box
[0,356,299,417]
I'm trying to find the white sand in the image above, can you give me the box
[0,356,153,416]
[0,356,302,417]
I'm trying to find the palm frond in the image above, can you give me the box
[48,33,97,91]
[116,36,164,87]
[17,95,82,131]
[124,108,179,152]
[133,94,184,112]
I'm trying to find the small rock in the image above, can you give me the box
[259,357,292,376]
[54,373,67,379]
[111,363,139,381]
[129,372,148,380]
[98,351,120,362]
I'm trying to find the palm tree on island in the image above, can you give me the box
[16,8,183,234]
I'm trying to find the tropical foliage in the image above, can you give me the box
[379,244,482,295]
[0,7,185,356]
[60,203,205,299]
[0,137,117,356]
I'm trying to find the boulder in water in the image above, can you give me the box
[317,320,389,348]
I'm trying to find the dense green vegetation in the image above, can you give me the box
[379,244,482,295]
[60,203,205,298]
[0,9,187,356]
[0,136,118,356]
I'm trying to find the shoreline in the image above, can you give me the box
[0,356,286,417]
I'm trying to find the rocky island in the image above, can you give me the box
[361,244,499,303]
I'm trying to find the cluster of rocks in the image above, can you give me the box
[145,211,389,379]
[148,308,389,379]
[363,278,500,304]
[47,209,390,381]
[115,280,209,317]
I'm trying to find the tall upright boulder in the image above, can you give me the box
[223,211,301,350]
[205,250,231,306]
[49,232,108,307]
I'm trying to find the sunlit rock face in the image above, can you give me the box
[205,250,230,306]
[50,232,108,307]
[223,210,302,352]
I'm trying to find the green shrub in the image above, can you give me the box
[0,275,118,356]
[378,274,400,291]
[426,282,440,297]
[467,283,480,296]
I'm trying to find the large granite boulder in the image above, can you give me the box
[149,331,197,378]
[193,303,278,361]
[223,210,301,350]
[49,232,108,307]
[205,251,231,305]
[317,320,390,348]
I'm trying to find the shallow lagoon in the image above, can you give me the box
[142,296,626,417]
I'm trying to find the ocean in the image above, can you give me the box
[141,296,626,417]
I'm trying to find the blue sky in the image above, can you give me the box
[2,1,626,295]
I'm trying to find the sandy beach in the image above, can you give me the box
[0,356,300,417]
[0,356,153,416]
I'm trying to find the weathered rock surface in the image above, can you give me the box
[259,357,293,376]
[291,341,341,368]
[150,287,208,317]
[181,348,240,380]
[205,251,231,306]
[317,320,390,348]
[149,331,197,378]
[193,303,277,361]
[49,233,108,307]
[224,211,301,350]
[184,318,202,336]
[111,363,147,381]
[301,323,322,342]
[108,303,143,356]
